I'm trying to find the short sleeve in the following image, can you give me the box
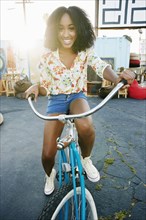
[87,47,111,79]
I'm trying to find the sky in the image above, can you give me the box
[1,0,95,41]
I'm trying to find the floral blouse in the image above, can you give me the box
[38,47,110,95]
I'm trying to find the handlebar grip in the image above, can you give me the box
[120,79,127,85]
[28,93,35,100]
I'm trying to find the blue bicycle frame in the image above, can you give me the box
[58,140,86,220]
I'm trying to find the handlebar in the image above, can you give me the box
[28,80,126,121]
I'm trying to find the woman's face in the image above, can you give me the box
[58,13,77,49]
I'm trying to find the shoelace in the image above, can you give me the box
[84,159,98,174]
[84,158,92,168]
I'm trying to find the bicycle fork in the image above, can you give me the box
[57,143,86,220]
[70,141,86,220]
[56,121,87,220]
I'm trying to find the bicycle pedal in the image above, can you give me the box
[83,171,88,179]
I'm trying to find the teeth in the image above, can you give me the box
[64,40,71,44]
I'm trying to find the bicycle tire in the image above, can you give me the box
[38,183,98,220]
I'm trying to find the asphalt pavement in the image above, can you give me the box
[0,95,146,220]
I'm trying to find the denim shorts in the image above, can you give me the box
[46,91,87,114]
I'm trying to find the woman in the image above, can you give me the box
[25,6,135,195]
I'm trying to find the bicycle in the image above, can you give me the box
[28,80,126,220]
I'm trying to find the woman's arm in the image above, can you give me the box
[25,83,48,101]
[25,84,39,102]
[103,66,136,86]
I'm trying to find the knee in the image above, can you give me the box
[78,123,95,137]
[42,143,57,162]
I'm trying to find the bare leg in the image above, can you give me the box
[42,115,64,176]
[70,98,95,158]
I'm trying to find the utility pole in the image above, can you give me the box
[16,0,33,24]
[22,0,27,24]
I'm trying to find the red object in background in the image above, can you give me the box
[128,80,146,100]
[129,52,140,67]
[129,59,140,65]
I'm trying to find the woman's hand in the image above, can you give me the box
[115,70,136,88]
[25,84,39,102]
[103,66,136,88]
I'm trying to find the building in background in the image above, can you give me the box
[95,0,146,68]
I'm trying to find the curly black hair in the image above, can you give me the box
[44,6,96,52]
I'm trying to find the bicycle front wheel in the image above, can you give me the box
[38,183,98,220]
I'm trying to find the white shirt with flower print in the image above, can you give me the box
[38,47,110,95]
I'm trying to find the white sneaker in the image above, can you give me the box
[44,168,56,195]
[81,156,100,182]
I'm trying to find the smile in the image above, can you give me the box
[63,40,72,45]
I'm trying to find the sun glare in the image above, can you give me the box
[12,27,37,52]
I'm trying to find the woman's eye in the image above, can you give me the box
[69,27,75,31]
[58,27,63,31]
[58,25,76,33]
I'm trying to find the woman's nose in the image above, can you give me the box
[62,29,69,37]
